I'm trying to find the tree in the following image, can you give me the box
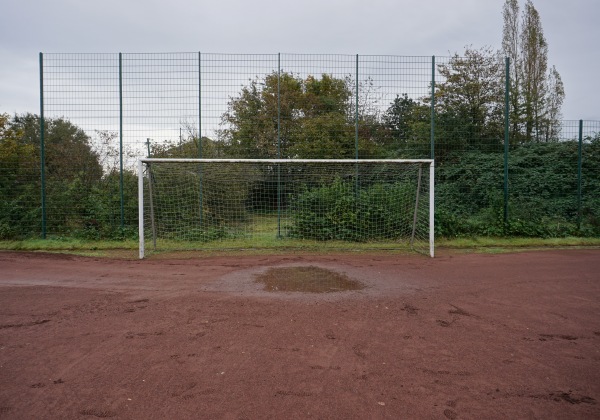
[502,0,522,140]
[220,72,302,158]
[219,72,381,159]
[11,113,102,182]
[149,135,224,160]
[542,66,565,141]
[381,94,431,158]
[434,46,505,156]
[289,73,359,159]
[383,94,419,141]
[502,0,565,142]
[0,114,40,237]
[0,114,37,186]
[520,0,548,141]
[3,114,105,236]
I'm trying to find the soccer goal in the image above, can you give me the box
[137,158,434,258]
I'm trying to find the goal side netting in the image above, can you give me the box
[137,159,434,258]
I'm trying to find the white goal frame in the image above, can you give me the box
[138,158,434,258]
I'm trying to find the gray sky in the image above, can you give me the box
[1,0,598,120]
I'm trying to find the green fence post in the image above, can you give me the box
[39,52,46,239]
[354,54,360,199]
[198,52,203,227]
[277,53,281,159]
[119,53,124,230]
[198,52,202,159]
[577,119,583,231]
[430,55,435,160]
[355,54,359,160]
[504,57,510,229]
[277,53,282,238]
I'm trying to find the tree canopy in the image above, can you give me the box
[0,113,111,238]
[502,0,565,142]
[219,72,381,159]
[434,46,505,157]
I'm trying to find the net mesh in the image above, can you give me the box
[141,160,432,256]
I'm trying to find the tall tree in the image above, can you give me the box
[502,0,565,142]
[6,114,105,234]
[502,0,522,140]
[381,94,430,158]
[435,46,505,154]
[520,0,548,141]
[220,72,303,158]
[220,72,380,159]
[11,113,102,182]
[543,66,565,141]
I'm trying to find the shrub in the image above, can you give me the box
[289,179,418,241]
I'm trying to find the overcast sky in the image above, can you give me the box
[1,0,598,120]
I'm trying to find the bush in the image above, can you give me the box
[435,139,600,238]
[289,179,418,241]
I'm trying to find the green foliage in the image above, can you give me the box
[220,72,383,159]
[502,0,564,143]
[289,179,416,241]
[145,163,264,240]
[0,113,136,240]
[436,139,600,238]
[147,140,258,237]
[73,170,139,240]
[12,113,103,182]
[434,47,505,159]
[380,94,431,158]
[0,113,41,238]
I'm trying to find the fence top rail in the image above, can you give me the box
[42,52,446,58]
[140,158,434,164]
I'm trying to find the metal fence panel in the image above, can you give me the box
[0,53,597,240]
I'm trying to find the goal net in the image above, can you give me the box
[137,159,434,258]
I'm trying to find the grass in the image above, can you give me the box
[0,235,598,259]
[139,213,434,256]
[437,236,600,251]
[1,215,598,258]
[0,238,140,259]
[440,238,600,256]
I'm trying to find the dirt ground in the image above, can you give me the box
[0,249,599,419]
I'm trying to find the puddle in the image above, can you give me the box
[255,266,365,293]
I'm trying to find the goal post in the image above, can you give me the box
[138,158,434,258]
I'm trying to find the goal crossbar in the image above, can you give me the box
[138,158,434,258]
[140,158,434,164]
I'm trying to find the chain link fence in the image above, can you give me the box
[0,53,598,240]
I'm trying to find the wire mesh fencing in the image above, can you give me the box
[0,52,597,242]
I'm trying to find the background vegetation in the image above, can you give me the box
[1,0,598,246]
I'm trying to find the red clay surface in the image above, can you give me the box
[0,249,599,419]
